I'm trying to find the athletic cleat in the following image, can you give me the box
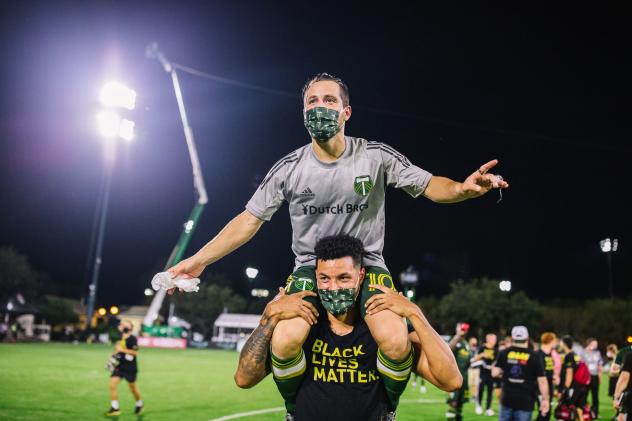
[485,409,494,416]
[446,412,456,419]
[420,385,427,393]
[475,405,483,415]
[134,404,144,415]
[285,412,295,421]
[104,407,121,416]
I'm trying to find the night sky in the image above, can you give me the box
[1,2,630,307]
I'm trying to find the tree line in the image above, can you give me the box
[2,246,630,346]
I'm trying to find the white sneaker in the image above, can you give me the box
[412,381,417,388]
[485,409,494,416]
[475,405,483,415]
[420,386,427,393]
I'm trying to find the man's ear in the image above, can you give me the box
[343,105,352,122]
[358,266,366,283]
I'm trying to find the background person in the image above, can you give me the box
[446,323,471,421]
[613,353,632,421]
[560,335,588,421]
[468,336,481,404]
[492,326,549,421]
[583,338,603,417]
[535,332,557,421]
[105,320,143,417]
[608,344,620,397]
[473,333,498,416]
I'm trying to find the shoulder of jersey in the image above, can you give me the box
[258,146,309,189]
[364,139,412,167]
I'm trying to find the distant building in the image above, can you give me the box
[212,313,261,351]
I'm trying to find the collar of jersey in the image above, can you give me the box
[309,136,352,168]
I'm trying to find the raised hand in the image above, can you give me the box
[460,159,509,199]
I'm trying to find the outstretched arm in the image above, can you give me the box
[168,210,264,281]
[423,159,509,203]
[234,289,318,388]
[365,285,462,391]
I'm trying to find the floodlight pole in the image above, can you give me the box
[85,141,116,329]
[143,43,208,328]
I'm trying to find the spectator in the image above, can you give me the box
[492,326,549,421]
[583,338,603,417]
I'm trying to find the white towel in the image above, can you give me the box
[151,272,200,293]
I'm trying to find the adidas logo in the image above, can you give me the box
[299,187,315,198]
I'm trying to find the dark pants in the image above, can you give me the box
[589,375,599,416]
[478,374,494,410]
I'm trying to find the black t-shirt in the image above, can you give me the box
[537,349,555,384]
[478,345,497,377]
[495,346,545,411]
[561,351,580,387]
[622,352,632,392]
[117,335,138,372]
[294,314,388,421]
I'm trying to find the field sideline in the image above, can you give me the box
[0,343,615,421]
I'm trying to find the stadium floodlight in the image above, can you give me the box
[144,288,154,296]
[600,237,619,300]
[251,288,269,298]
[97,307,107,316]
[499,280,512,292]
[110,306,119,315]
[246,267,259,279]
[97,111,121,139]
[118,119,135,141]
[100,82,137,110]
[97,111,134,141]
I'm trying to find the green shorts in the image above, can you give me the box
[285,265,396,318]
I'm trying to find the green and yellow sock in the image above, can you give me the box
[271,348,307,413]
[377,347,414,410]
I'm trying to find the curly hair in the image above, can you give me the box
[302,72,350,107]
[314,234,365,268]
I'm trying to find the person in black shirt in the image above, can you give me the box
[535,332,557,421]
[234,234,462,421]
[473,333,498,416]
[560,335,588,420]
[105,320,143,417]
[614,352,632,421]
[492,326,549,421]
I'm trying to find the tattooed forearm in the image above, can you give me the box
[234,316,276,387]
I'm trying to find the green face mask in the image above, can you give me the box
[304,107,342,143]
[318,287,358,315]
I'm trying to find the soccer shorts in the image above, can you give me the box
[112,368,137,383]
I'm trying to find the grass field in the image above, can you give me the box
[0,343,616,421]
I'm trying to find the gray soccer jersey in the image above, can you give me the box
[245,136,433,270]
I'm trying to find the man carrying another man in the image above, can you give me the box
[234,234,462,420]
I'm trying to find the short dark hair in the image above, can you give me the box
[562,335,574,349]
[314,234,365,268]
[302,72,350,107]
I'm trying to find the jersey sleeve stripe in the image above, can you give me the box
[370,142,412,166]
[367,145,411,168]
[258,156,299,190]
[266,152,298,176]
